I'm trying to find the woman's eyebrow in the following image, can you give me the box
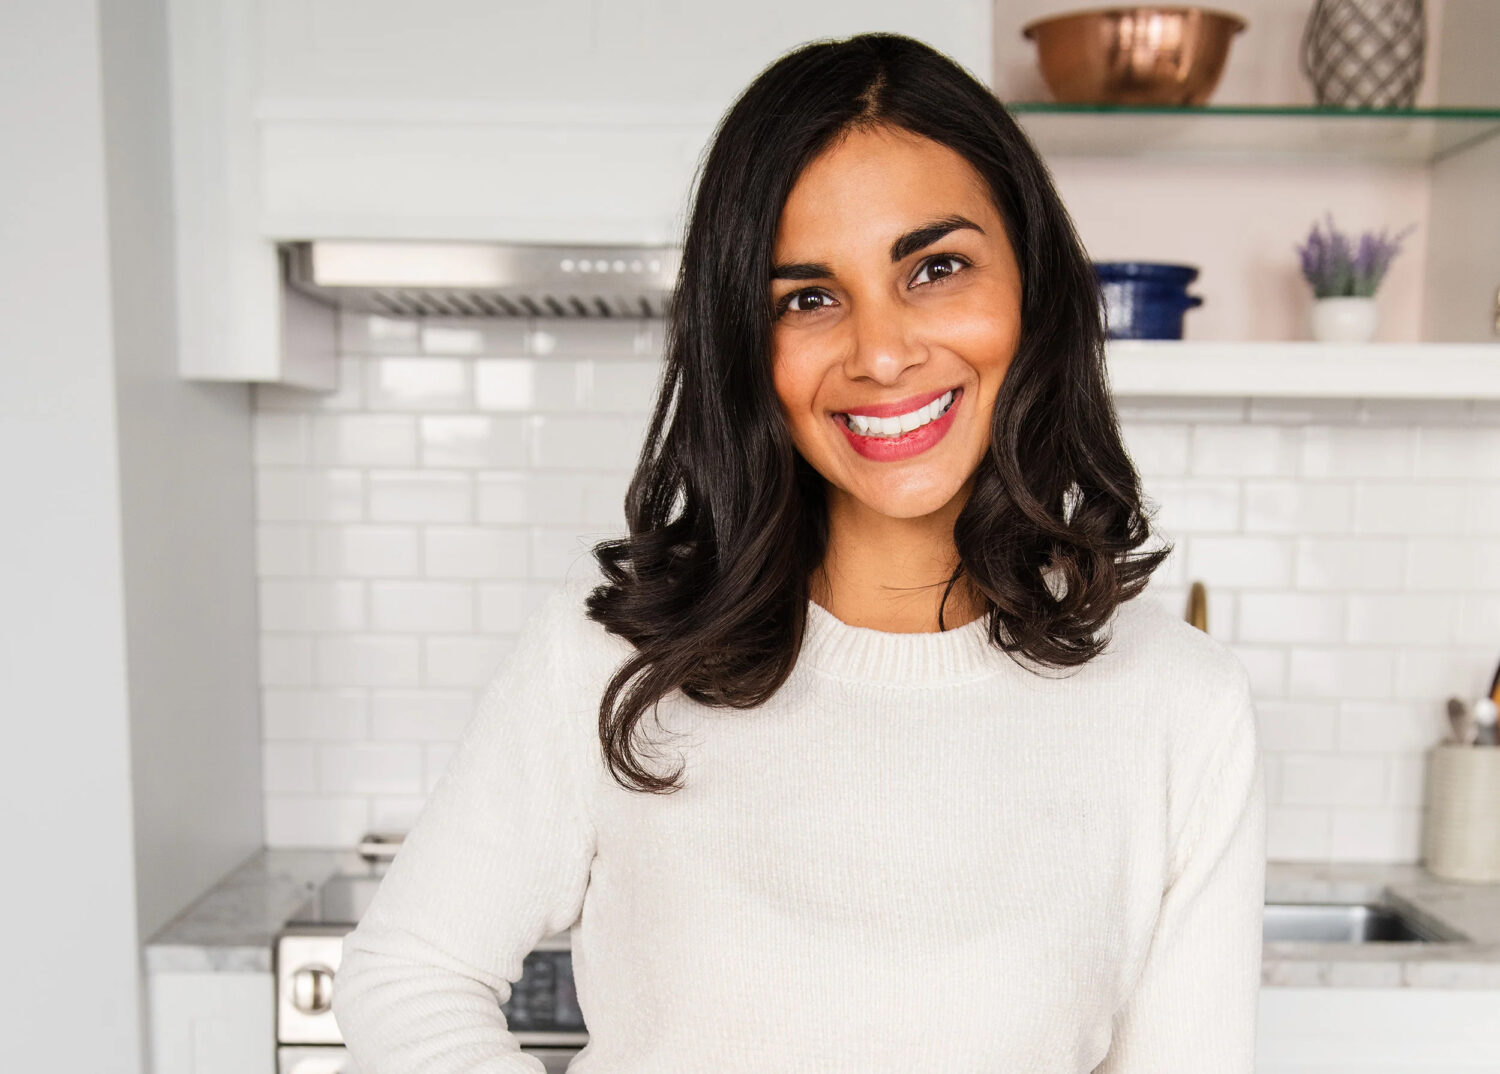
[770,214,985,281]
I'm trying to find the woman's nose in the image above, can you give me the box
[843,293,928,385]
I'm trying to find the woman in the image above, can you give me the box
[334,31,1266,1074]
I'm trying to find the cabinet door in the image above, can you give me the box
[1258,986,1500,1071]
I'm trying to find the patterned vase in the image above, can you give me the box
[1300,0,1426,109]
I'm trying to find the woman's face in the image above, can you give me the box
[769,123,1023,521]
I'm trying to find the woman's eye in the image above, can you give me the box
[775,289,836,318]
[911,254,969,287]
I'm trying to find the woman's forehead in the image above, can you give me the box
[771,126,1000,264]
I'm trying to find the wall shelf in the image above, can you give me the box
[1105,340,1500,399]
[1007,103,1500,164]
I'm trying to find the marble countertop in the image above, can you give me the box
[145,849,1500,987]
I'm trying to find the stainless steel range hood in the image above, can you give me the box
[280,239,680,318]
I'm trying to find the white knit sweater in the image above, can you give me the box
[333,559,1266,1074]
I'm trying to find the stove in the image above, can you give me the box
[273,833,586,1074]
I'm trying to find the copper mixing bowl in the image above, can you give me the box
[1021,6,1248,106]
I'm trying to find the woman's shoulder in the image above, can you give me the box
[1101,589,1254,706]
[528,555,639,666]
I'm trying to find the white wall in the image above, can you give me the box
[0,0,262,1067]
[100,0,266,940]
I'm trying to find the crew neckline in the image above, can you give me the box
[799,598,1006,684]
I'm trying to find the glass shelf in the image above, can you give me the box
[1005,103,1500,165]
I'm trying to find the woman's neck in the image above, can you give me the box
[810,484,986,634]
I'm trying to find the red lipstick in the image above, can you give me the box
[833,387,962,462]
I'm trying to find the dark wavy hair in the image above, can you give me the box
[584,32,1170,794]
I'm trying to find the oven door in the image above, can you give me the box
[277,1044,581,1074]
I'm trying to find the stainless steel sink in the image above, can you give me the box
[1264,901,1460,943]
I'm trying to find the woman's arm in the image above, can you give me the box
[331,584,597,1074]
[1095,666,1267,1073]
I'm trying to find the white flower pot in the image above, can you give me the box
[1311,296,1379,343]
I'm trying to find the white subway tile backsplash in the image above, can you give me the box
[1185,535,1294,588]
[370,581,474,633]
[1266,805,1333,860]
[1337,701,1446,753]
[261,636,314,687]
[474,358,582,411]
[586,359,663,413]
[527,318,655,358]
[1238,593,1343,644]
[257,469,364,521]
[259,580,367,633]
[1416,427,1500,478]
[1118,424,1189,476]
[1345,593,1454,645]
[1140,477,1240,532]
[367,470,473,523]
[313,526,420,577]
[1189,424,1300,477]
[262,743,319,794]
[1302,426,1416,478]
[1329,806,1422,861]
[257,524,314,577]
[1470,485,1500,533]
[365,356,471,410]
[1255,700,1339,751]
[339,309,420,355]
[1294,537,1403,590]
[532,527,607,580]
[419,415,528,467]
[265,795,369,848]
[529,413,649,469]
[423,525,529,579]
[424,636,516,689]
[1404,538,1497,590]
[1289,647,1396,699]
[371,690,476,741]
[478,581,553,633]
[419,317,526,356]
[1281,753,1387,806]
[315,635,421,688]
[262,688,369,740]
[369,795,429,831]
[248,312,1500,865]
[1394,646,1496,700]
[254,413,310,465]
[1243,480,1354,534]
[311,414,419,467]
[477,472,591,525]
[1353,481,1468,535]
[318,743,424,795]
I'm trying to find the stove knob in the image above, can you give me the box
[290,964,335,1014]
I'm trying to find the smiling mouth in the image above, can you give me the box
[834,386,961,438]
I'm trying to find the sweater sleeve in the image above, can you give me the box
[331,584,597,1074]
[1094,665,1267,1074]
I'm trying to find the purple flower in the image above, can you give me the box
[1294,214,1415,298]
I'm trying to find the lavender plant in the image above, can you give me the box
[1295,214,1416,298]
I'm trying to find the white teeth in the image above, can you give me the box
[844,390,954,438]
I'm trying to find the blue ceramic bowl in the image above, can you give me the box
[1093,261,1204,340]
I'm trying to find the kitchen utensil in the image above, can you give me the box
[1094,261,1204,339]
[1185,580,1208,631]
[1447,696,1475,746]
[1020,6,1249,106]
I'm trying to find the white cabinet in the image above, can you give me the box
[1258,986,1500,1071]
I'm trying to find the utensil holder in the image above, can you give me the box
[1422,742,1500,882]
